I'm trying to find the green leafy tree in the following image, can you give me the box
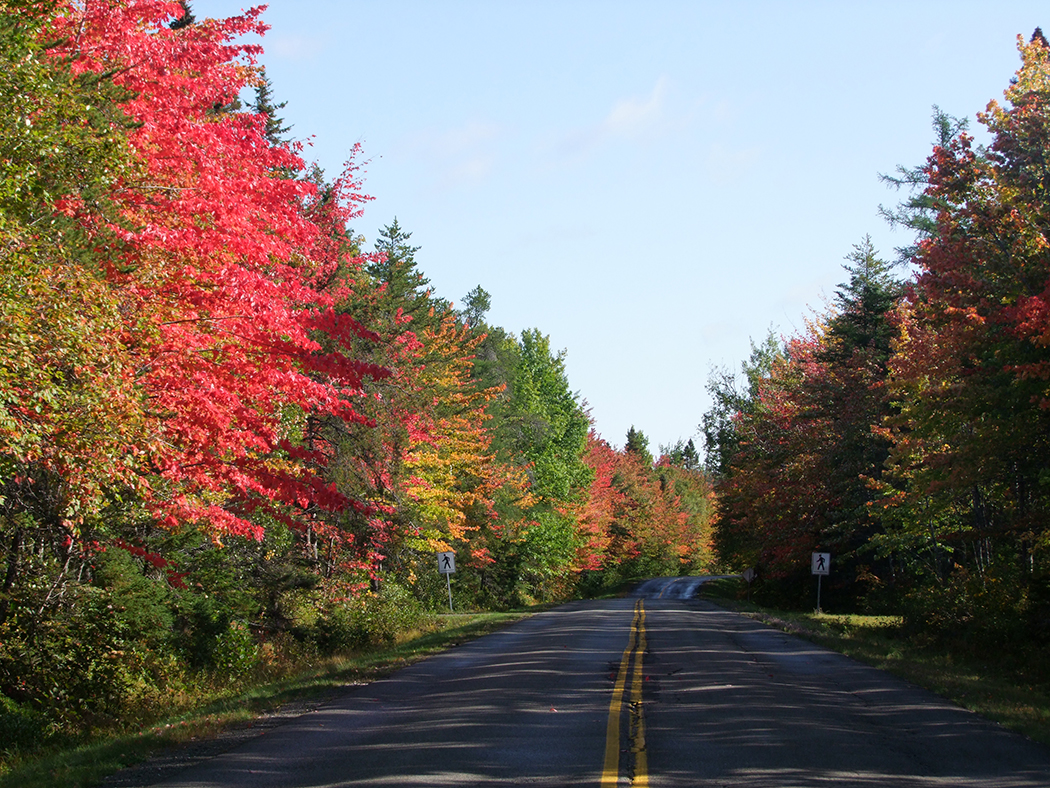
[468,327,592,601]
[509,330,592,595]
[701,332,782,478]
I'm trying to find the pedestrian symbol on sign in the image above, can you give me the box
[437,552,456,574]
[811,552,830,613]
[436,551,456,612]
[811,552,830,576]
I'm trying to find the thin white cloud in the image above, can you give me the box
[396,121,504,190]
[550,76,676,162]
[602,76,669,139]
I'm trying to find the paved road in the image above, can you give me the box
[149,577,1050,787]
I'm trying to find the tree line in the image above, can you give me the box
[0,0,713,743]
[705,31,1050,656]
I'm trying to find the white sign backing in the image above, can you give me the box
[811,552,830,576]
[437,551,456,574]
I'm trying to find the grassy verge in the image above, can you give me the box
[0,611,529,788]
[702,579,1050,748]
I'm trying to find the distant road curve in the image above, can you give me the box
[633,574,739,600]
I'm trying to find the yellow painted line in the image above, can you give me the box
[602,600,647,786]
[601,602,638,785]
[630,602,648,787]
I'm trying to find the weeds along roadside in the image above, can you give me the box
[0,611,529,788]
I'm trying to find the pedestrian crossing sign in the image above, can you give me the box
[437,551,456,574]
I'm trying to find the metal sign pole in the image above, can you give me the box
[446,572,453,613]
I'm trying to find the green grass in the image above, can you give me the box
[0,611,529,788]
[703,579,1050,748]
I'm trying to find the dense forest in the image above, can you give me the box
[5,0,1050,754]
[0,0,713,741]
[704,31,1050,656]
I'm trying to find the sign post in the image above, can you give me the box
[437,551,456,612]
[811,552,830,613]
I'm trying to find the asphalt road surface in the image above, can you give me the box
[146,577,1050,787]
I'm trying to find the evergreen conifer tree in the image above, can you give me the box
[249,67,292,147]
[460,285,492,329]
[625,426,653,467]
[168,0,195,29]
[369,219,449,333]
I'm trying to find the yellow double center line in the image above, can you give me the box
[602,599,648,786]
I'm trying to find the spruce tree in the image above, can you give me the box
[249,67,292,147]
[169,0,195,29]
[625,427,653,467]
[823,235,901,365]
[879,107,970,264]
[369,219,449,333]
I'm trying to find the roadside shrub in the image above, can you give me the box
[211,620,260,679]
[315,583,427,654]
[256,630,319,676]
[574,568,620,599]
[92,547,174,647]
[0,585,135,727]
[900,565,1029,653]
[750,570,814,611]
[0,694,47,754]
[173,592,233,669]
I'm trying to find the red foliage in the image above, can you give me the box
[46,1,387,539]
[579,430,713,575]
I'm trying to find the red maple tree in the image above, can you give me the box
[46,0,387,540]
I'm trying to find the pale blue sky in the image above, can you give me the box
[201,1,1044,452]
